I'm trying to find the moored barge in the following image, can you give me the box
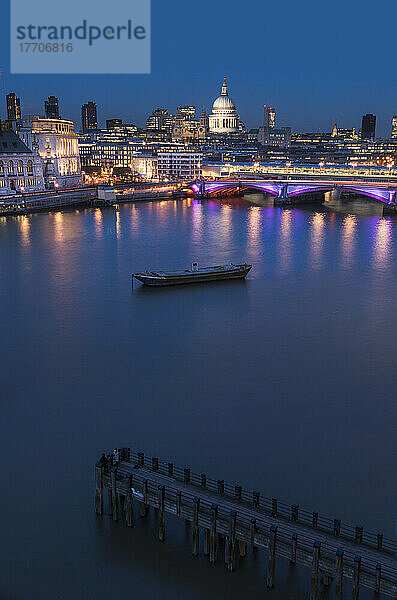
[132,263,252,287]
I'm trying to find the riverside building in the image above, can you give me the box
[157,151,202,181]
[0,128,45,195]
[17,116,82,188]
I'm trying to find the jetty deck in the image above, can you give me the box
[95,449,397,599]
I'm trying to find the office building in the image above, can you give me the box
[264,105,275,129]
[82,102,98,132]
[45,96,60,119]
[391,116,397,139]
[106,119,123,130]
[6,93,21,121]
[361,114,376,140]
[79,140,143,171]
[131,154,158,180]
[177,106,196,121]
[157,151,202,180]
[146,109,169,131]
[258,126,291,147]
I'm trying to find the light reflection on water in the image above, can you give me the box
[340,214,357,270]
[309,212,325,270]
[373,217,392,272]
[278,209,293,272]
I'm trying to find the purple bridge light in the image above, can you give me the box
[189,180,397,205]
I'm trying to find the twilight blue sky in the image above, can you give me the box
[1,0,397,136]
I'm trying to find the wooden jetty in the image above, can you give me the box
[95,449,397,598]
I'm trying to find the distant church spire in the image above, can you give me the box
[221,76,228,96]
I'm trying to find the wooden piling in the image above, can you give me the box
[137,451,144,466]
[111,467,119,521]
[184,468,191,483]
[176,491,182,517]
[334,519,341,536]
[335,549,344,600]
[125,475,134,527]
[120,447,130,461]
[239,540,247,557]
[290,533,297,565]
[355,526,363,543]
[375,563,381,593]
[210,504,218,564]
[192,498,200,556]
[168,462,174,476]
[158,485,165,542]
[224,536,230,565]
[235,485,242,500]
[377,533,383,550]
[250,518,257,548]
[119,492,125,513]
[204,528,210,555]
[310,541,321,600]
[312,512,318,528]
[291,504,299,521]
[152,457,159,471]
[107,488,113,516]
[226,511,237,571]
[253,491,260,508]
[322,572,331,586]
[95,463,104,515]
[352,555,361,600]
[200,473,206,488]
[272,498,278,516]
[139,479,148,517]
[266,526,277,588]
[217,480,224,494]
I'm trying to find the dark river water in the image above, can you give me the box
[1,195,396,600]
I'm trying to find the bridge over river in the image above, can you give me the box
[189,179,397,207]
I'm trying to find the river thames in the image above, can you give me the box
[1,196,396,599]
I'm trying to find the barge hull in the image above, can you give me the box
[134,266,251,286]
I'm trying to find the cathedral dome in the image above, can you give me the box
[212,94,236,112]
[208,77,240,134]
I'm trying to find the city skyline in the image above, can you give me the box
[1,84,397,139]
[1,0,397,136]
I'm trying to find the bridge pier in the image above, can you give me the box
[274,184,292,206]
[324,188,342,204]
[383,191,397,213]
